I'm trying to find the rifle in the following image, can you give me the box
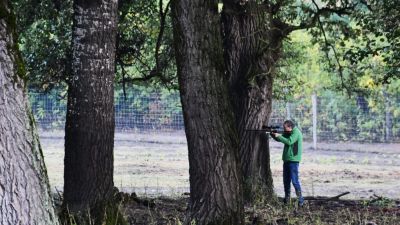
[245,125,291,135]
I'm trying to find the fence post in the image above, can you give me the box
[286,102,291,119]
[312,93,317,150]
[383,90,393,141]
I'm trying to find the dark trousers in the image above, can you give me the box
[283,161,303,202]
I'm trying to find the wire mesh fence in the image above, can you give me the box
[272,91,400,144]
[29,88,400,144]
[29,87,185,132]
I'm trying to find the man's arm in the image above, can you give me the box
[275,130,299,145]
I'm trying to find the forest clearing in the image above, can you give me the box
[1,0,400,224]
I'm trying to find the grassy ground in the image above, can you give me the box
[117,194,400,225]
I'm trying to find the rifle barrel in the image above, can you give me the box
[244,129,291,134]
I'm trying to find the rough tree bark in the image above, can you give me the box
[0,1,59,224]
[171,0,244,224]
[64,0,118,215]
[222,0,287,203]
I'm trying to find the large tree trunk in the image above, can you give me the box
[64,0,118,215]
[171,0,244,224]
[222,0,286,204]
[0,1,59,224]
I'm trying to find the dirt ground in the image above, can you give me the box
[41,131,400,201]
[43,131,400,224]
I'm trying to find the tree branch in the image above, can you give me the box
[311,0,351,96]
[120,69,175,85]
[118,0,175,88]
[155,0,171,70]
[286,2,357,33]
[263,0,285,14]
[359,0,373,11]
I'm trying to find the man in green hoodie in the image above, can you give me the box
[271,120,304,206]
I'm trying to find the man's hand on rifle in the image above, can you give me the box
[271,131,281,138]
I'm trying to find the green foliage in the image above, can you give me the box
[350,0,400,83]
[273,0,399,95]
[13,0,397,95]
[12,0,72,90]
[363,195,397,208]
[299,1,400,91]
[13,0,176,91]
[276,27,400,143]
[276,30,332,101]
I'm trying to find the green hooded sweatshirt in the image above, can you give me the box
[275,127,303,162]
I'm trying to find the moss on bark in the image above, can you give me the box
[0,1,27,83]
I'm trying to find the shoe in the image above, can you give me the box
[298,198,304,207]
[283,195,290,205]
[296,191,304,207]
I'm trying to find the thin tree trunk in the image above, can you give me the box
[64,0,118,215]
[222,0,286,203]
[0,1,59,224]
[171,0,244,224]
